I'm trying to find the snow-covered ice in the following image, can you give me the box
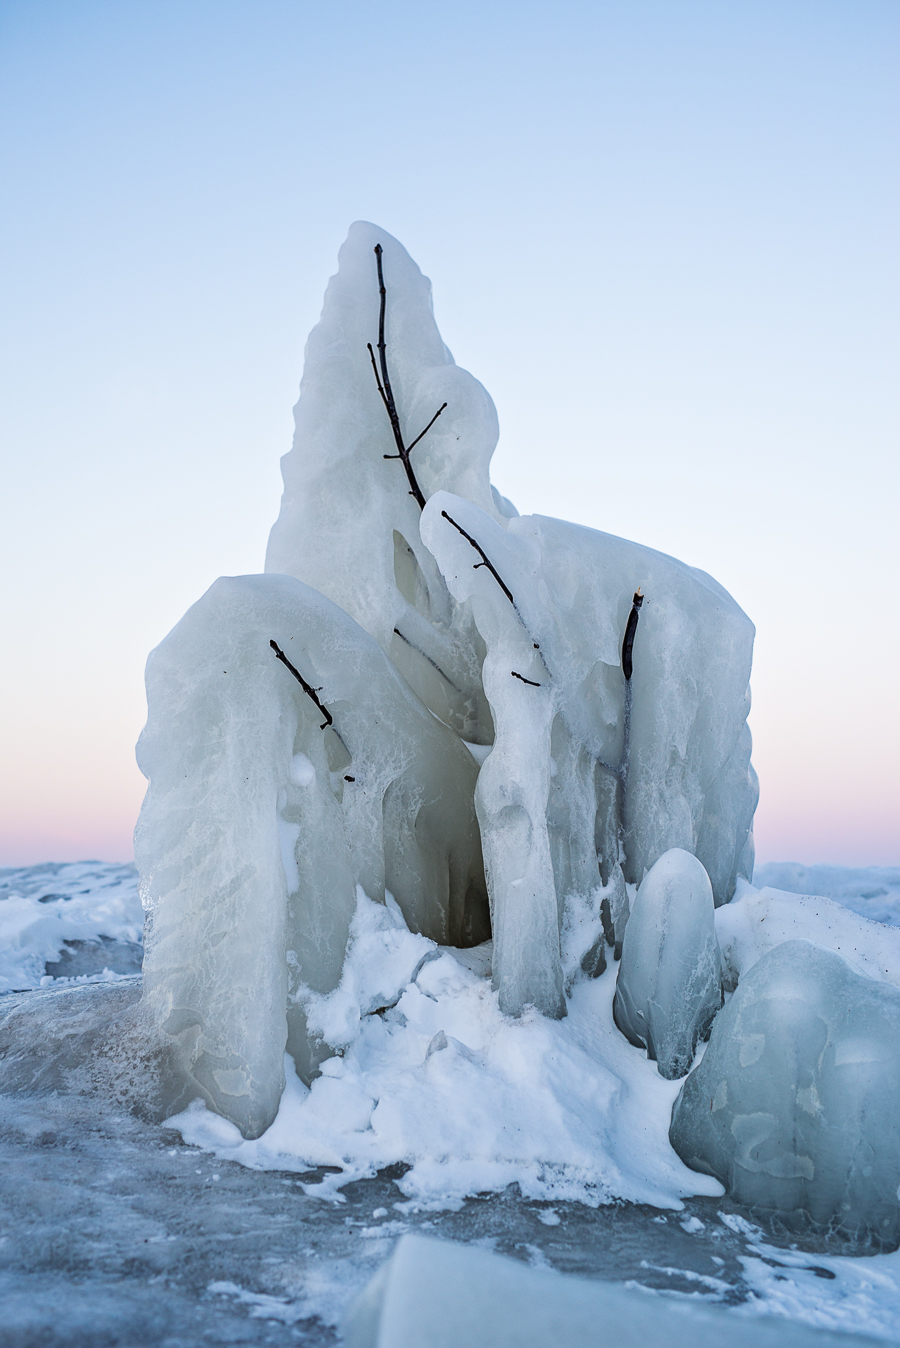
[165,884,721,1213]
[0,859,142,993]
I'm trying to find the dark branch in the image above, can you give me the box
[371,244,428,509]
[367,246,448,508]
[406,403,447,455]
[621,589,644,682]
[439,510,515,607]
[367,343,389,410]
[270,640,333,729]
[511,670,541,687]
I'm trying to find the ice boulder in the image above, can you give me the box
[614,848,722,1078]
[136,572,487,1137]
[670,940,900,1247]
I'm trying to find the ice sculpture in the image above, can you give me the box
[670,940,900,1247]
[613,848,722,1078]
[135,222,758,1135]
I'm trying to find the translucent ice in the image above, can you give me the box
[613,849,722,1079]
[670,940,900,1247]
[136,572,486,1136]
[421,490,754,1018]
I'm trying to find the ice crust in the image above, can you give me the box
[670,940,900,1247]
[613,848,722,1079]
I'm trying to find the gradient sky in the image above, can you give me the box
[0,0,897,868]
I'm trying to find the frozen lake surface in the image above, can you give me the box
[2,860,900,1346]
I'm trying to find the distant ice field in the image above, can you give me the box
[753,863,900,927]
[2,858,896,997]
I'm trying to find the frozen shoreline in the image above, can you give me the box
[2,861,900,1343]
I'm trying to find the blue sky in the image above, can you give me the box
[0,0,897,864]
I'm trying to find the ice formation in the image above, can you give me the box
[136,221,758,1139]
[670,940,900,1247]
[126,220,896,1252]
[613,848,722,1079]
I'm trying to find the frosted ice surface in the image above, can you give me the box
[670,940,900,1247]
[716,878,900,993]
[753,863,900,928]
[613,849,722,1079]
[136,572,486,1136]
[343,1233,869,1348]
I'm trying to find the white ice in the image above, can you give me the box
[136,572,486,1137]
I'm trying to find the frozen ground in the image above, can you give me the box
[2,860,900,1346]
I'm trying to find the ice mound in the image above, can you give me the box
[134,221,759,1137]
[670,940,900,1247]
[613,848,722,1079]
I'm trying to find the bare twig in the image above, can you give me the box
[270,640,333,729]
[438,509,551,680]
[439,510,516,607]
[367,244,447,510]
[405,402,448,455]
[511,670,541,687]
